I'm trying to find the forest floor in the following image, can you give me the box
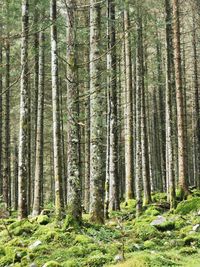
[1,191,200,267]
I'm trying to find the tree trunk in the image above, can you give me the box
[50,0,63,219]
[66,0,82,223]
[32,28,45,216]
[172,0,189,198]
[107,0,120,211]
[89,0,104,224]
[165,0,176,208]
[18,0,29,219]
[124,8,134,202]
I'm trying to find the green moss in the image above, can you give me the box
[63,259,80,267]
[8,220,36,236]
[0,246,5,256]
[84,254,112,267]
[75,234,92,244]
[154,221,175,231]
[132,222,160,241]
[151,193,167,203]
[144,206,160,216]
[143,240,156,249]
[43,260,62,267]
[175,197,200,215]
[183,235,199,246]
[121,199,136,210]
[37,215,50,225]
[179,247,198,255]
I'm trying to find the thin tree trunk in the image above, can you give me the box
[0,20,2,197]
[172,0,189,198]
[165,0,176,208]
[89,0,104,224]
[107,0,119,211]
[32,29,45,216]
[124,8,134,202]
[18,0,29,219]
[66,0,82,223]
[50,0,63,219]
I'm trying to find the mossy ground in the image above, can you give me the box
[1,193,200,266]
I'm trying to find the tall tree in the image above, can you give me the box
[106,0,119,211]
[0,15,2,197]
[172,0,189,198]
[32,25,45,216]
[89,0,104,224]
[18,0,29,219]
[66,0,82,223]
[165,0,176,208]
[135,4,143,216]
[124,6,134,202]
[50,0,63,218]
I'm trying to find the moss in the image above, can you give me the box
[144,206,160,216]
[143,240,156,249]
[183,235,199,246]
[63,259,80,267]
[154,221,175,231]
[84,254,112,267]
[43,260,62,267]
[121,199,136,210]
[74,234,92,244]
[66,245,88,257]
[37,215,50,225]
[63,214,80,230]
[9,220,36,236]
[179,247,198,255]
[175,197,200,215]
[132,222,160,241]
[151,192,167,203]
[0,246,6,256]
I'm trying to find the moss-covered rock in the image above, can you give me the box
[84,254,112,267]
[154,221,175,231]
[175,197,200,215]
[132,222,160,241]
[37,215,50,225]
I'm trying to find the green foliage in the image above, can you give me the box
[154,221,175,231]
[151,193,167,203]
[175,197,200,215]
[143,240,156,249]
[37,215,50,225]
[144,206,160,216]
[43,261,62,267]
[132,222,160,241]
[179,247,198,255]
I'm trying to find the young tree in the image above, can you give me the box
[18,0,29,219]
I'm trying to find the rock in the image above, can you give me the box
[150,216,166,226]
[30,263,37,267]
[28,240,42,250]
[40,209,51,216]
[114,254,124,263]
[193,224,200,232]
[197,210,200,216]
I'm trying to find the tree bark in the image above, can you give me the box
[89,0,104,224]
[18,0,29,219]
[66,0,82,223]
[172,0,189,198]
[50,0,63,219]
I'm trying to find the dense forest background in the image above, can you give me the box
[0,0,199,220]
[1,0,200,265]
